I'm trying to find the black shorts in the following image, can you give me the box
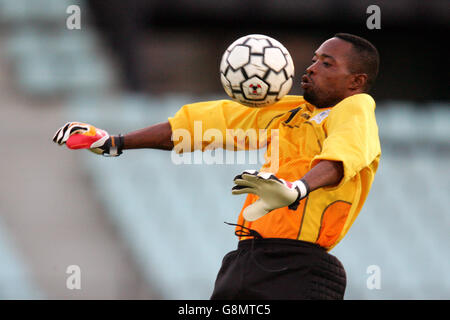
[210,238,346,300]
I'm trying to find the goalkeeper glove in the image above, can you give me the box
[232,170,310,221]
[52,122,124,156]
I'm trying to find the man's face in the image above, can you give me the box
[301,37,355,108]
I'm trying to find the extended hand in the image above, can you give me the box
[52,122,123,156]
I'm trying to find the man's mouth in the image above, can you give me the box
[300,75,312,89]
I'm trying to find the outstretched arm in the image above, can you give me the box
[123,121,173,151]
[53,121,174,156]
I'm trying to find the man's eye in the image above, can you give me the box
[323,62,331,67]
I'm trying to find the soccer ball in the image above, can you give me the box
[220,34,295,108]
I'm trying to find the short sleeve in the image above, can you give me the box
[310,94,381,190]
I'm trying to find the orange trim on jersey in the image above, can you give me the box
[315,200,352,248]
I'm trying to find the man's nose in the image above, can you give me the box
[306,61,317,75]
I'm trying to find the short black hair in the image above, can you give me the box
[334,33,380,91]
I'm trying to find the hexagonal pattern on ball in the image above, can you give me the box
[225,68,246,90]
[277,77,293,99]
[244,55,268,78]
[245,37,270,54]
[227,45,250,70]
[220,51,230,73]
[220,73,233,98]
[264,70,287,92]
[242,77,269,101]
[263,47,287,73]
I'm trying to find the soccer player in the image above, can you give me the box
[53,33,380,300]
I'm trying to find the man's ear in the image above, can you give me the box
[349,73,368,91]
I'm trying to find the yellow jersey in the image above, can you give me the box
[168,94,381,251]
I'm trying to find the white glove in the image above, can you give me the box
[232,170,310,221]
[52,122,123,156]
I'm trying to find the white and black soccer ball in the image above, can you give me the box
[220,34,295,108]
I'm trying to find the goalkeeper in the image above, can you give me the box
[53,33,380,299]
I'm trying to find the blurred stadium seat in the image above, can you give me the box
[1,0,114,96]
[0,0,74,25]
[0,217,41,299]
[64,95,450,299]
